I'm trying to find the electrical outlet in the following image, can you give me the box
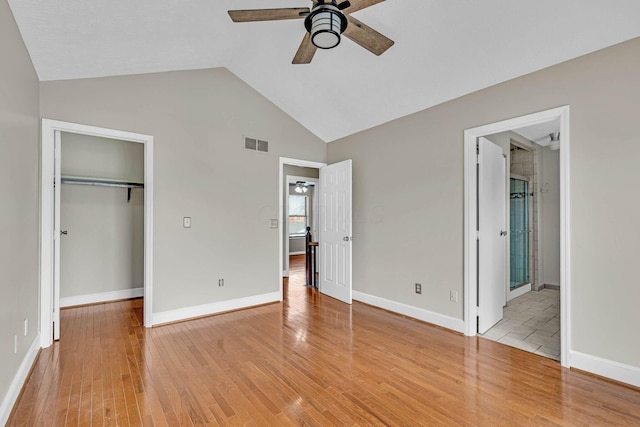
[183,217,191,228]
[14,335,17,354]
[450,290,458,302]
[24,318,28,336]
[415,283,422,294]
[218,279,224,287]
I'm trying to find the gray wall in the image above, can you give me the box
[60,133,144,300]
[40,69,327,313]
[0,0,40,413]
[328,37,640,368]
[540,147,560,286]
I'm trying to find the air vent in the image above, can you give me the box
[244,137,269,153]
[257,140,269,153]
[244,137,257,150]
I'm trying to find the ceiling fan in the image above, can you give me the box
[228,0,394,64]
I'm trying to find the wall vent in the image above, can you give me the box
[244,137,257,150]
[257,140,269,152]
[244,137,269,153]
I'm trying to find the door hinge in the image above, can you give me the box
[475,306,480,316]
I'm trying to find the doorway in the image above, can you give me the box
[40,119,154,348]
[463,106,570,368]
[278,157,353,304]
[283,173,319,278]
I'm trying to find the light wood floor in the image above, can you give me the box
[8,255,640,425]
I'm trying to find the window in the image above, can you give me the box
[288,195,308,237]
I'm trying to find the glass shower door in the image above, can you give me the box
[510,178,529,290]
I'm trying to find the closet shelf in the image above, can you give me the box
[61,176,144,202]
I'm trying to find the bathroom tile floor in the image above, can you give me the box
[480,288,560,360]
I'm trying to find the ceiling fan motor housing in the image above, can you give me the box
[305,2,348,49]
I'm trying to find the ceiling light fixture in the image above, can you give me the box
[295,181,308,193]
[549,132,560,151]
[304,1,350,50]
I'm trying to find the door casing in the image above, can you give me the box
[463,106,571,368]
[40,119,154,347]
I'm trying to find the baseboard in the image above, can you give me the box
[152,292,280,326]
[60,287,144,308]
[0,334,41,426]
[542,283,560,290]
[570,350,640,388]
[353,291,465,333]
[289,251,305,256]
[283,270,289,278]
[508,283,531,301]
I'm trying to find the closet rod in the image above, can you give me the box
[61,176,144,202]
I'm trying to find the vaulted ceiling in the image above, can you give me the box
[8,0,640,142]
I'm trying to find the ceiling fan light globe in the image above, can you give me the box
[311,10,343,49]
[313,30,341,49]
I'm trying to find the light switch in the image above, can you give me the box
[270,219,278,229]
[183,217,191,228]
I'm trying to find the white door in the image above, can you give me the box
[53,130,62,340]
[319,160,352,304]
[478,137,507,334]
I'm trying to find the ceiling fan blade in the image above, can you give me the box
[292,33,317,64]
[228,8,309,23]
[345,0,385,14]
[344,15,394,56]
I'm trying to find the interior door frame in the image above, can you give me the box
[463,106,571,368]
[279,157,326,300]
[40,119,154,348]
[284,175,319,276]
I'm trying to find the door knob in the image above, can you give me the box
[61,230,68,235]
[500,230,507,237]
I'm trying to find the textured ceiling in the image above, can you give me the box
[8,1,640,142]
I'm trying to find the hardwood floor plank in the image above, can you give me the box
[7,255,640,425]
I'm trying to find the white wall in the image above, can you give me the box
[0,0,40,422]
[60,133,144,302]
[40,68,327,315]
[328,37,640,369]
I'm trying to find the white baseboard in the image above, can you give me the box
[353,291,465,333]
[283,270,289,278]
[289,251,305,256]
[152,292,280,326]
[570,350,640,388]
[0,334,41,426]
[508,283,531,301]
[60,287,144,308]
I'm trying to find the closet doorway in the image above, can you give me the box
[40,120,154,347]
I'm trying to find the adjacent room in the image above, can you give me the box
[2,1,640,425]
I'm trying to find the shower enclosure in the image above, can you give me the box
[510,177,529,289]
